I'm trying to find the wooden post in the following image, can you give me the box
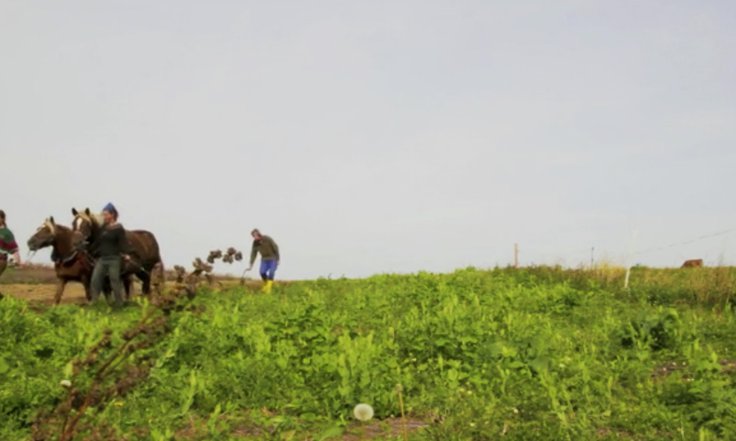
[624,230,638,289]
[590,247,595,268]
[514,243,519,268]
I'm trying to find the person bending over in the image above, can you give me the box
[247,229,279,293]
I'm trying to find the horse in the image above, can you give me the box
[26,217,131,304]
[71,208,164,295]
[681,259,704,268]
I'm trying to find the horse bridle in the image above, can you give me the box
[72,215,95,245]
[35,223,87,266]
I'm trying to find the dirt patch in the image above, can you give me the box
[720,359,736,374]
[175,414,429,440]
[653,359,736,380]
[0,264,59,284]
[0,278,279,308]
[342,417,429,440]
[652,361,686,379]
[0,282,87,305]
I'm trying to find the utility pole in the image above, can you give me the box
[514,243,519,269]
[590,246,595,268]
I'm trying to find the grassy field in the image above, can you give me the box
[1,266,735,440]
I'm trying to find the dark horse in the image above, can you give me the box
[71,208,164,295]
[26,217,130,304]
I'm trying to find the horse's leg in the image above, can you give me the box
[54,279,67,305]
[123,275,132,301]
[82,276,92,302]
[152,262,165,295]
[139,271,151,295]
[80,262,92,302]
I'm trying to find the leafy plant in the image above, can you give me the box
[1,267,735,440]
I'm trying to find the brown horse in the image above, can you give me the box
[682,259,704,268]
[26,218,131,304]
[71,208,164,295]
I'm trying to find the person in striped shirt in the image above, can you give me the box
[0,210,22,278]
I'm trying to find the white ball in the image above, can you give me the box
[353,403,374,422]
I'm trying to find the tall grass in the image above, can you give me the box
[494,265,735,308]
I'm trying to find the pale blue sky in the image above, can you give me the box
[1,1,734,278]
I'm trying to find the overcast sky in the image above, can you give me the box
[1,1,734,279]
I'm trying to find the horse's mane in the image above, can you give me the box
[74,209,103,227]
[41,218,71,235]
[55,224,72,234]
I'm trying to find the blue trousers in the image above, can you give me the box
[260,259,278,281]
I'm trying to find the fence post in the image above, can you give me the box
[624,230,638,290]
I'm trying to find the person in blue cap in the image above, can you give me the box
[89,203,129,307]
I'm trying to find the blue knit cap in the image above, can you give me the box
[102,203,118,217]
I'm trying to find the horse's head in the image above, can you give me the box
[71,208,102,248]
[27,217,58,251]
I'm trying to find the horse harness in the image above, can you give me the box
[54,249,94,269]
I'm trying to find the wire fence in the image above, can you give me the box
[632,227,736,257]
[513,226,736,269]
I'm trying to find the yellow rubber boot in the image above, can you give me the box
[262,280,274,293]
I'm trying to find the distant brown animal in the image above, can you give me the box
[72,208,164,295]
[26,218,131,304]
[681,259,704,268]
